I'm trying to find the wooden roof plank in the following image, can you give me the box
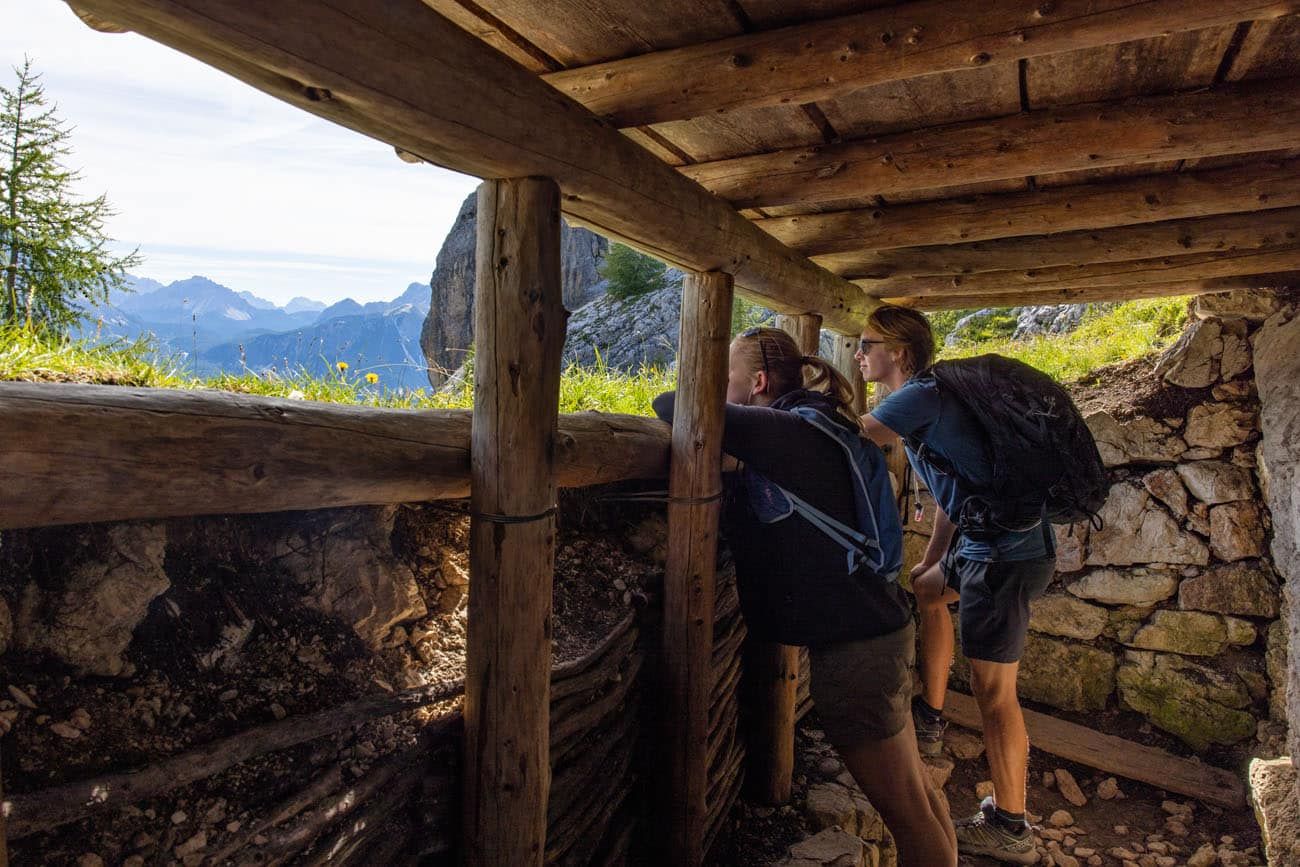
[891,273,1300,310]
[542,0,1300,128]
[680,76,1300,209]
[858,245,1300,297]
[755,157,1300,253]
[68,0,878,332]
[820,206,1300,278]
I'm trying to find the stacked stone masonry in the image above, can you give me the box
[909,293,1296,762]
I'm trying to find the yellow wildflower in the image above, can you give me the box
[365,372,379,384]
[336,361,349,372]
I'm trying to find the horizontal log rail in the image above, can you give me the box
[542,0,1299,127]
[887,272,1300,311]
[858,244,1300,297]
[0,383,673,530]
[66,0,876,333]
[755,158,1300,255]
[821,206,1300,279]
[680,77,1300,209]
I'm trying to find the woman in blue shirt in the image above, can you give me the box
[858,306,1053,865]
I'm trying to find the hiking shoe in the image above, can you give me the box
[911,697,946,757]
[954,797,1038,865]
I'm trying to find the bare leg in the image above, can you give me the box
[837,723,957,866]
[968,658,1028,814]
[913,562,960,710]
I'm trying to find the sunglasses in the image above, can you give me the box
[740,327,773,375]
[857,338,889,354]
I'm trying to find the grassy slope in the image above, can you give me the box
[1,297,1189,414]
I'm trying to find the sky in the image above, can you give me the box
[3,1,481,305]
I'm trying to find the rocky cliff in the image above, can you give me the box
[419,192,608,386]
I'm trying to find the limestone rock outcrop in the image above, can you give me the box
[420,192,608,386]
[14,522,169,676]
[270,506,427,647]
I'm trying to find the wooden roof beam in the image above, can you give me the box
[544,0,1300,128]
[681,77,1300,209]
[858,245,1300,298]
[823,206,1300,279]
[66,0,876,334]
[890,273,1300,311]
[757,158,1300,255]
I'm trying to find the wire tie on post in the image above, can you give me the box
[470,505,558,524]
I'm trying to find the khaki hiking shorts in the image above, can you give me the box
[808,621,915,745]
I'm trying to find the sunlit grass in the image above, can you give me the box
[1,297,1190,414]
[0,324,676,414]
[938,297,1191,383]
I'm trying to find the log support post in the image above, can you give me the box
[664,270,734,866]
[746,314,821,806]
[830,333,867,416]
[464,177,564,867]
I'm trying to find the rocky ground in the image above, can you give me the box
[716,711,1267,867]
[0,502,661,866]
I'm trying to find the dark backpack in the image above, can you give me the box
[905,354,1108,538]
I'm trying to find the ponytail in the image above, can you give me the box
[801,354,856,414]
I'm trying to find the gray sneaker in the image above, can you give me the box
[954,797,1038,865]
[911,697,946,757]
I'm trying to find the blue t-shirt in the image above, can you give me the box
[873,378,1051,562]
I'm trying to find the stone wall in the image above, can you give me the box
[918,292,1296,760]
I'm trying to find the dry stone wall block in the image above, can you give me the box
[1153,318,1222,388]
[1085,412,1186,467]
[1052,522,1088,573]
[1017,634,1116,712]
[781,827,869,867]
[1209,501,1267,562]
[1249,757,1300,865]
[13,522,168,676]
[1224,616,1257,646]
[1068,566,1179,607]
[1184,403,1257,449]
[1266,613,1289,721]
[1175,461,1255,505]
[1195,289,1286,322]
[1126,609,1228,656]
[1085,484,1208,567]
[805,782,883,841]
[1177,560,1280,617]
[1029,594,1108,640]
[1142,468,1188,517]
[1252,308,1299,766]
[1117,650,1255,750]
[1219,319,1252,381]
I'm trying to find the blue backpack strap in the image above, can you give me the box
[781,406,902,581]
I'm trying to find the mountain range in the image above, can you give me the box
[83,274,434,389]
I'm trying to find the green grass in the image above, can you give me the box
[0,324,676,414]
[937,297,1191,383]
[0,297,1189,415]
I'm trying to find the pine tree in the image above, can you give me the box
[1,57,139,330]
[599,243,670,301]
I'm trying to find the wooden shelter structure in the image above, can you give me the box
[4,0,1300,864]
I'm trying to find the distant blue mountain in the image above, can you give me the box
[285,296,327,314]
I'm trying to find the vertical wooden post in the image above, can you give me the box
[831,333,867,416]
[664,270,733,867]
[774,313,821,357]
[464,177,564,867]
[746,313,820,806]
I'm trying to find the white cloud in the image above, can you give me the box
[3,0,480,304]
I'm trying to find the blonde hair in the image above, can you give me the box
[733,327,856,414]
[864,305,935,376]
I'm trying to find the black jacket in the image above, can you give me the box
[652,389,911,646]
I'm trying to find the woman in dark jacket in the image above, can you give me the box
[653,327,956,867]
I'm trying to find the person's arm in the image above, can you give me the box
[921,506,956,570]
[652,391,841,493]
[859,412,900,448]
